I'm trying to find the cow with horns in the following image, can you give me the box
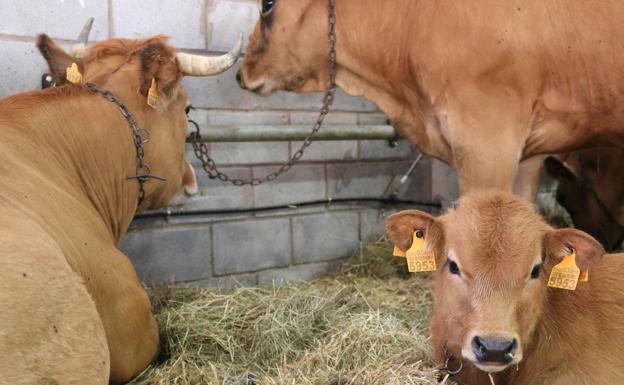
[0,21,242,384]
[237,0,624,199]
[386,191,624,385]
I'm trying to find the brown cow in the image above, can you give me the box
[385,191,624,385]
[0,32,241,383]
[544,149,624,251]
[238,0,624,199]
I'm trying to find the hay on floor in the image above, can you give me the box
[129,240,451,385]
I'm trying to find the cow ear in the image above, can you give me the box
[385,210,444,254]
[36,34,78,87]
[544,156,576,182]
[543,228,605,270]
[139,41,182,109]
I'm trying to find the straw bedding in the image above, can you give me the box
[128,240,450,385]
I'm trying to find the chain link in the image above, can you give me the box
[84,82,166,205]
[189,0,337,186]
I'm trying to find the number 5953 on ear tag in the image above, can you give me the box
[406,231,436,272]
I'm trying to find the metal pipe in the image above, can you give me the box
[186,124,397,142]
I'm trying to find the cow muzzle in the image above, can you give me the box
[462,333,522,373]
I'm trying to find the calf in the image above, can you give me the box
[386,191,624,385]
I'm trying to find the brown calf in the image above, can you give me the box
[386,192,624,385]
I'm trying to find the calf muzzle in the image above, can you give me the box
[472,336,517,364]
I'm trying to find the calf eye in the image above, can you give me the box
[448,260,460,275]
[530,264,541,279]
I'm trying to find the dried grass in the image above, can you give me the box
[128,239,450,385]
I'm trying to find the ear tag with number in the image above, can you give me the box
[393,246,406,257]
[579,269,589,282]
[405,231,436,272]
[547,250,580,290]
[66,63,83,84]
[147,78,159,108]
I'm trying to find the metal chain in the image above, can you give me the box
[84,82,166,205]
[188,0,337,186]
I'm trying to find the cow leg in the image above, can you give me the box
[512,155,545,201]
[0,224,109,384]
[83,247,160,384]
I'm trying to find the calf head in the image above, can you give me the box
[36,28,241,211]
[237,0,332,95]
[544,155,624,251]
[385,192,605,374]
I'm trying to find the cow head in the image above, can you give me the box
[544,155,624,251]
[36,28,241,211]
[385,192,605,374]
[237,0,332,95]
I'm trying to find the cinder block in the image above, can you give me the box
[254,164,326,206]
[182,63,378,111]
[359,208,403,241]
[112,0,205,49]
[290,141,357,162]
[292,211,359,263]
[430,158,459,207]
[208,110,288,125]
[0,0,108,41]
[257,261,343,285]
[191,273,258,288]
[209,141,290,165]
[327,160,431,202]
[119,227,211,284]
[213,218,291,275]
[0,40,47,98]
[206,0,258,52]
[358,140,414,160]
[185,166,254,210]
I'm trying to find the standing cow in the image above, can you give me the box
[0,32,240,383]
[237,0,624,198]
[385,191,623,385]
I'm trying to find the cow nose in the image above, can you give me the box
[236,69,245,88]
[471,336,517,364]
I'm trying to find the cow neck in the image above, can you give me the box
[17,87,145,242]
[321,0,443,158]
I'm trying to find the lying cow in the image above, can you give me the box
[385,191,623,385]
[544,149,624,251]
[238,0,624,199]
[0,32,241,383]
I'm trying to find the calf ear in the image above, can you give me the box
[544,156,576,182]
[139,40,182,109]
[36,34,77,87]
[544,228,605,270]
[385,210,443,253]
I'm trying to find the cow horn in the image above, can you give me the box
[71,17,95,59]
[176,32,243,76]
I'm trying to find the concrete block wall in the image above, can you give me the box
[0,0,441,286]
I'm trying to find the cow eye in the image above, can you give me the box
[260,0,276,16]
[185,105,193,115]
[530,264,541,279]
[448,260,460,275]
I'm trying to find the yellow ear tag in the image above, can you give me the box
[66,63,83,84]
[147,78,159,108]
[547,250,580,290]
[393,246,406,257]
[579,270,589,282]
[405,231,436,272]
